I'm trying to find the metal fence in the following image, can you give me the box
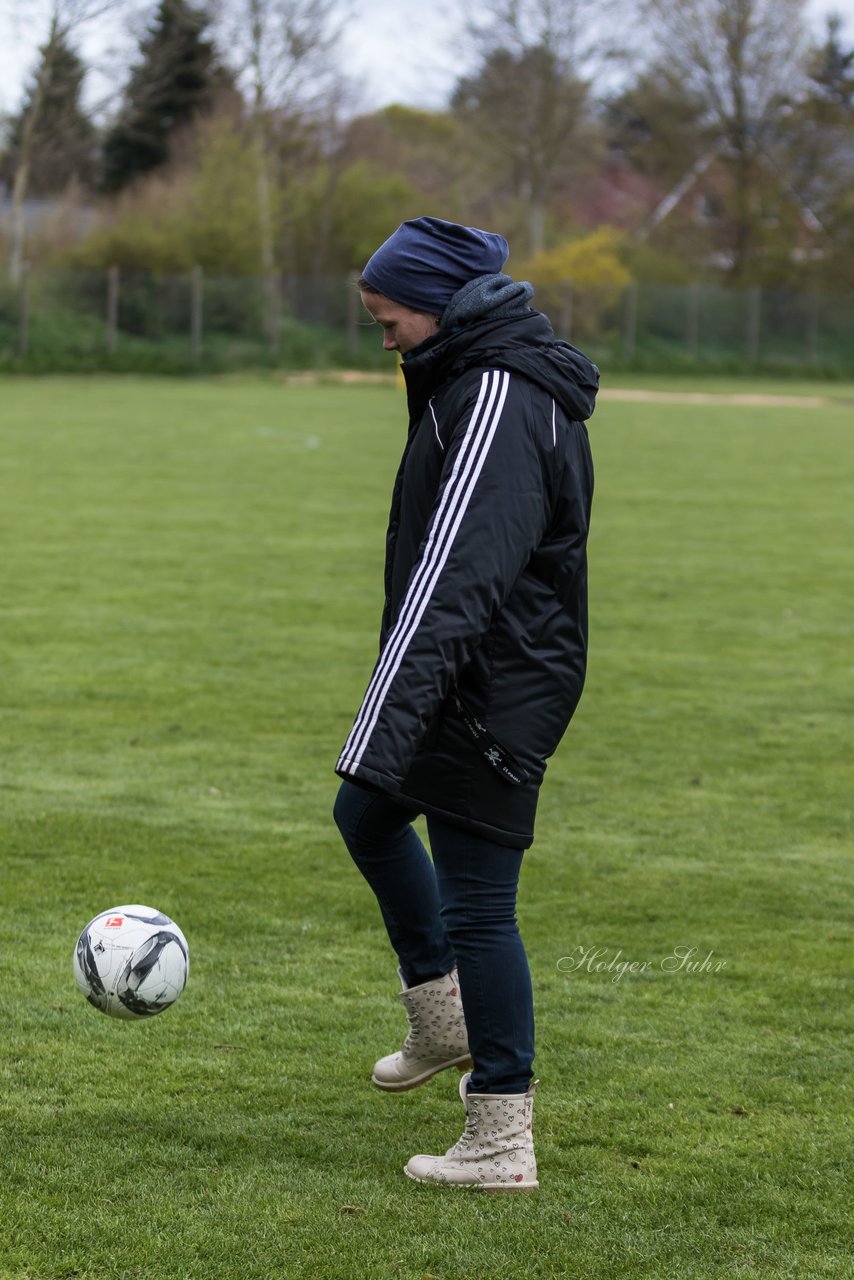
[533,279,854,370]
[1,266,852,372]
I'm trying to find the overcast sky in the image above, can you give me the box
[1,0,853,119]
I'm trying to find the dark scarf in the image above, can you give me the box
[440,272,534,329]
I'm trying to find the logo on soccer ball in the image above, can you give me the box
[104,916,124,928]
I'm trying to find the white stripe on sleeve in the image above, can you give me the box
[338,369,510,774]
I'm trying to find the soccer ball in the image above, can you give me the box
[72,904,189,1020]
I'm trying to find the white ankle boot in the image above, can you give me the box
[372,967,472,1092]
[404,1071,539,1191]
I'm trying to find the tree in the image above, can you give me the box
[603,67,713,187]
[785,15,854,202]
[451,0,618,255]
[807,12,854,118]
[66,113,270,274]
[3,0,126,282]
[520,226,629,290]
[641,0,811,277]
[288,158,418,280]
[214,0,349,342]
[341,106,477,218]
[0,31,96,198]
[779,14,854,287]
[100,0,221,192]
[516,226,631,340]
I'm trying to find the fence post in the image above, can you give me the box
[347,270,360,357]
[622,281,638,359]
[18,260,30,357]
[746,286,761,363]
[191,266,204,364]
[805,292,819,365]
[560,282,573,342]
[107,265,119,354]
[264,272,281,356]
[686,282,700,359]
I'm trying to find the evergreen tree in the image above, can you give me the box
[101,0,220,192]
[0,33,96,197]
[807,14,854,119]
[783,14,854,286]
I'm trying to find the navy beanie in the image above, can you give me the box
[362,216,510,316]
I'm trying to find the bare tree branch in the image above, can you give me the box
[216,0,349,113]
[465,0,630,78]
[641,0,811,275]
[207,0,350,342]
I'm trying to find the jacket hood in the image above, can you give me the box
[403,309,599,426]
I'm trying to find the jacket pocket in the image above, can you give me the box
[450,691,531,787]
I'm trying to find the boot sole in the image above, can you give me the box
[371,1055,473,1093]
[404,1168,539,1192]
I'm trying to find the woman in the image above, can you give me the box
[333,216,597,1190]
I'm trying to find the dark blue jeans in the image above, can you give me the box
[333,779,534,1094]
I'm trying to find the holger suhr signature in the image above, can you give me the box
[557,945,728,983]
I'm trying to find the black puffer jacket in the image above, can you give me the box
[336,304,597,848]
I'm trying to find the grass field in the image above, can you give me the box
[1,374,852,1280]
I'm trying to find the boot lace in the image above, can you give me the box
[446,1101,479,1158]
[401,1005,422,1055]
